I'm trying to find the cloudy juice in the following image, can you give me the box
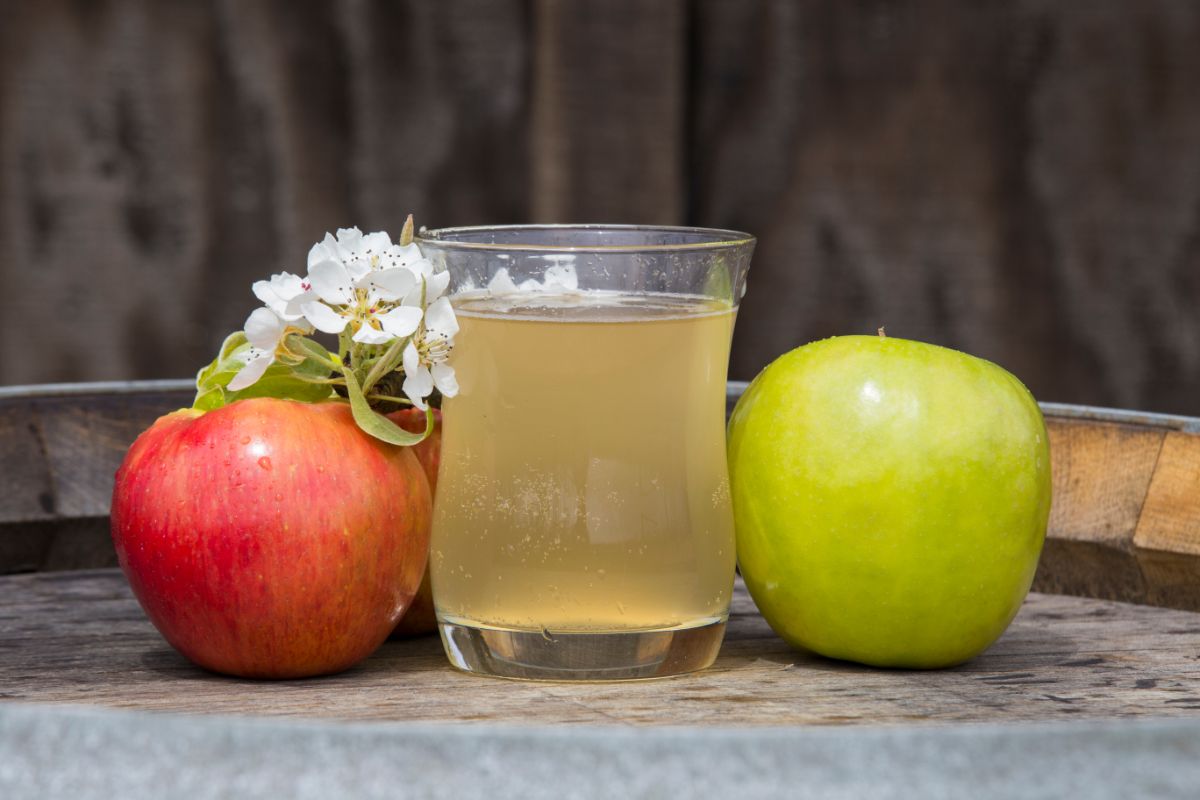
[431,292,737,638]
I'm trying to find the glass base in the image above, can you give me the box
[437,617,727,681]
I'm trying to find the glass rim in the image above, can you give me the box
[415,223,756,253]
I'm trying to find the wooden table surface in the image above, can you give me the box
[4,568,1199,726]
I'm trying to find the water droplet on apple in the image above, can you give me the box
[257,456,272,471]
[240,436,251,445]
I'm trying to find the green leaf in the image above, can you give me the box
[224,368,334,404]
[193,386,226,412]
[193,334,336,410]
[287,336,338,375]
[360,335,410,394]
[194,331,248,401]
[218,330,250,362]
[343,370,430,446]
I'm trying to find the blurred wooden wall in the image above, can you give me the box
[2,0,1199,414]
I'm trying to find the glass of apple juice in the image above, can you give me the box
[417,225,755,680]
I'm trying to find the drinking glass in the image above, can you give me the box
[417,225,755,680]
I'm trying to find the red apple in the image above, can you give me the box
[111,398,431,678]
[387,408,441,637]
[389,408,442,495]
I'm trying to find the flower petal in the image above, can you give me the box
[244,307,285,350]
[300,300,349,334]
[308,259,355,305]
[228,351,273,391]
[377,243,424,273]
[407,257,435,278]
[252,280,280,311]
[431,364,458,397]
[424,297,459,338]
[344,258,372,283]
[424,270,451,303]
[283,291,317,319]
[360,231,393,257]
[402,364,434,410]
[396,242,425,266]
[308,237,336,269]
[334,227,363,259]
[352,323,393,345]
[376,305,423,337]
[254,272,310,320]
[271,271,307,297]
[402,341,421,376]
[363,267,416,301]
[401,283,423,308]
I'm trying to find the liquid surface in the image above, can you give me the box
[432,292,737,633]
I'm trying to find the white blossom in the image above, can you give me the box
[401,296,459,409]
[308,227,420,282]
[226,223,460,412]
[300,253,423,344]
[397,246,450,307]
[228,307,309,391]
[252,272,312,321]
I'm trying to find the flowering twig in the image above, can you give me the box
[192,219,458,445]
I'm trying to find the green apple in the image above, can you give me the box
[727,335,1051,668]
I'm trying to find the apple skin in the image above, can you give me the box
[728,335,1051,669]
[386,408,441,637]
[111,398,431,678]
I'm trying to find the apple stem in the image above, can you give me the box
[878,326,887,338]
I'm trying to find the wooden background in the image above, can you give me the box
[2,1,1199,414]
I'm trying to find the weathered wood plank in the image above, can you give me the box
[1032,418,1163,603]
[0,383,191,573]
[1032,413,1200,611]
[691,0,1200,415]
[1,569,1198,724]
[0,385,191,526]
[1135,432,1200,558]
[2,382,1200,616]
[530,0,686,224]
[4,1,1200,417]
[1135,432,1200,609]
[0,0,530,385]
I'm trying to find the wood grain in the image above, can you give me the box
[1033,418,1163,603]
[530,0,686,224]
[1032,416,1200,611]
[0,385,191,573]
[690,1,1200,416]
[2,569,1199,725]
[3,383,1200,616]
[1134,432,1200,609]
[1136,432,1200,558]
[1032,417,1200,609]
[3,2,1200,415]
[0,0,530,385]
